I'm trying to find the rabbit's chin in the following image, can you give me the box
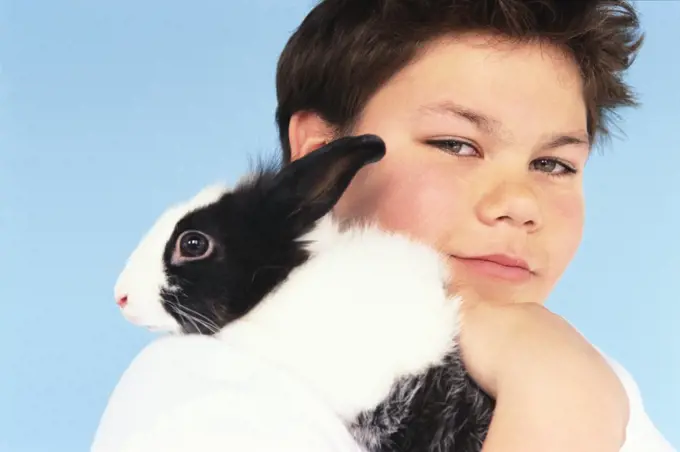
[119,295,183,334]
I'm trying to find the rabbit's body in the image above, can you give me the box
[114,135,494,451]
[221,216,460,421]
[225,220,495,451]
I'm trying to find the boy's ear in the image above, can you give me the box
[288,111,336,162]
[268,134,386,226]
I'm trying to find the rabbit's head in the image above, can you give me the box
[113,134,386,335]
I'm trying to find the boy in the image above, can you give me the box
[275,0,671,450]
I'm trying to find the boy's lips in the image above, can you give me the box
[449,254,535,282]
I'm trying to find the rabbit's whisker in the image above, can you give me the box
[169,291,221,330]
[167,300,219,334]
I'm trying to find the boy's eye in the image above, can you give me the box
[530,158,577,176]
[428,139,480,157]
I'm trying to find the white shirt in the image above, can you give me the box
[602,355,676,451]
[91,335,675,452]
[91,335,364,452]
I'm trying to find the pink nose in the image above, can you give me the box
[116,295,128,308]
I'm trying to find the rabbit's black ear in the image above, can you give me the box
[267,134,386,226]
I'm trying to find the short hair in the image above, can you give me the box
[275,0,644,162]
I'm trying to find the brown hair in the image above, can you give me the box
[274,0,644,162]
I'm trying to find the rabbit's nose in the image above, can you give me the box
[116,294,128,308]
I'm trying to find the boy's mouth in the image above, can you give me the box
[449,254,535,282]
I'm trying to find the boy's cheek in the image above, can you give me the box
[335,155,470,246]
[549,191,584,247]
[371,164,469,242]
[542,192,585,283]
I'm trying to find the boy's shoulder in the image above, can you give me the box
[599,352,675,451]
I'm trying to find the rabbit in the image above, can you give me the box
[113,134,494,452]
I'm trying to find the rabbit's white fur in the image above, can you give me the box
[222,215,461,421]
[115,186,462,423]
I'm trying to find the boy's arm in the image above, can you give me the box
[460,303,630,452]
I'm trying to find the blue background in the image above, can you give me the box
[2,1,678,450]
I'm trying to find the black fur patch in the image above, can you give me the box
[352,350,494,452]
[160,166,314,334]
[159,134,386,334]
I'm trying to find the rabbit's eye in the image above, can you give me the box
[176,230,213,260]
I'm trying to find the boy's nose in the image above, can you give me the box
[475,182,542,232]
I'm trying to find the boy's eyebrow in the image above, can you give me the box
[416,100,590,149]
[416,100,501,135]
[540,132,590,151]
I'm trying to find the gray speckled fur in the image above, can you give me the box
[350,349,495,452]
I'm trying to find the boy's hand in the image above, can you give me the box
[459,302,630,452]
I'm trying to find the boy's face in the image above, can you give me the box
[293,33,589,307]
